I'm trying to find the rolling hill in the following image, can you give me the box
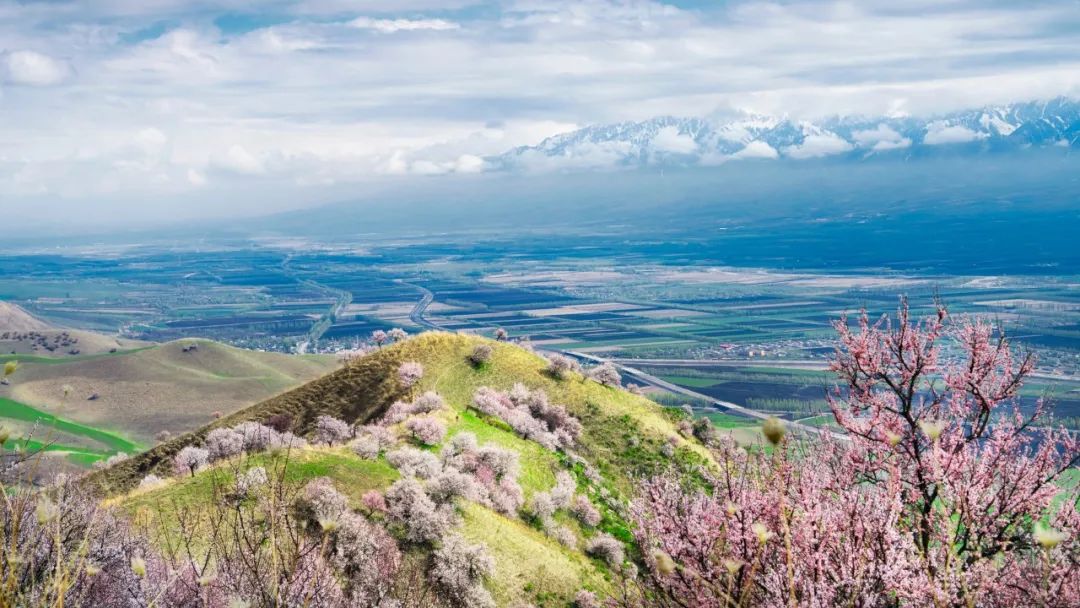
[0,301,148,357]
[91,332,719,606]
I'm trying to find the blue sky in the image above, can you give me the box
[1,0,1079,229]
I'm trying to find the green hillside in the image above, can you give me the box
[95,332,712,606]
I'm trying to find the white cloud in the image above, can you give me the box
[731,140,779,160]
[923,122,988,145]
[214,145,265,175]
[3,50,71,86]
[1,0,1079,226]
[651,126,697,154]
[783,133,854,159]
[349,16,460,33]
[851,124,911,152]
[511,140,634,173]
[186,168,207,186]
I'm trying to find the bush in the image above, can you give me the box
[266,412,294,433]
[429,534,496,608]
[330,513,401,605]
[387,447,442,479]
[385,478,456,543]
[397,361,424,388]
[173,446,209,477]
[299,477,350,524]
[585,533,625,568]
[589,362,621,387]
[361,491,387,517]
[571,495,602,527]
[575,590,600,608]
[406,416,447,446]
[546,354,581,379]
[235,466,268,495]
[314,415,352,446]
[412,391,446,414]
[467,344,493,366]
[350,435,381,459]
[205,427,245,460]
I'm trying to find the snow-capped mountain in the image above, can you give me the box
[492,98,1080,171]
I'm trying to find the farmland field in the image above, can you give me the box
[2,233,1078,427]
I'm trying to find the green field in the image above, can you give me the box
[0,397,141,458]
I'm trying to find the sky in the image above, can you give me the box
[2,0,1079,230]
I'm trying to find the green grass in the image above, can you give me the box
[705,411,757,428]
[656,375,719,388]
[1,436,110,463]
[460,502,607,606]
[0,397,141,454]
[446,409,558,497]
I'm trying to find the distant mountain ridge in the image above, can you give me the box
[492,97,1080,170]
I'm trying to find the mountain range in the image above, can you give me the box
[492,97,1080,170]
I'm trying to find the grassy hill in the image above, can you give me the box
[1,339,338,470]
[0,301,148,357]
[93,332,713,606]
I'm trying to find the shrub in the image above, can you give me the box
[406,416,447,446]
[427,467,477,505]
[493,328,509,341]
[266,412,294,433]
[330,513,401,605]
[205,427,245,460]
[314,415,352,446]
[352,424,396,458]
[571,495,602,527]
[387,447,442,479]
[589,362,621,387]
[235,466,268,495]
[530,492,557,519]
[385,478,456,543]
[546,522,577,549]
[154,430,172,443]
[299,477,350,524]
[546,354,580,379]
[360,490,387,515]
[412,391,446,414]
[429,534,496,608]
[173,446,209,477]
[350,436,381,459]
[397,361,424,388]
[585,533,625,568]
[371,330,388,346]
[575,590,600,608]
[382,400,412,424]
[470,385,581,450]
[233,421,280,451]
[467,344,493,366]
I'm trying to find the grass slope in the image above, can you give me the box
[4,339,338,446]
[96,333,710,606]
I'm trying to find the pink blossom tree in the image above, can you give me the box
[622,300,1080,608]
[397,361,424,388]
[172,446,209,477]
[314,415,352,446]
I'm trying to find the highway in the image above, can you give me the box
[566,351,848,441]
[405,287,843,438]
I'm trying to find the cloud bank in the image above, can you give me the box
[0,0,1078,226]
